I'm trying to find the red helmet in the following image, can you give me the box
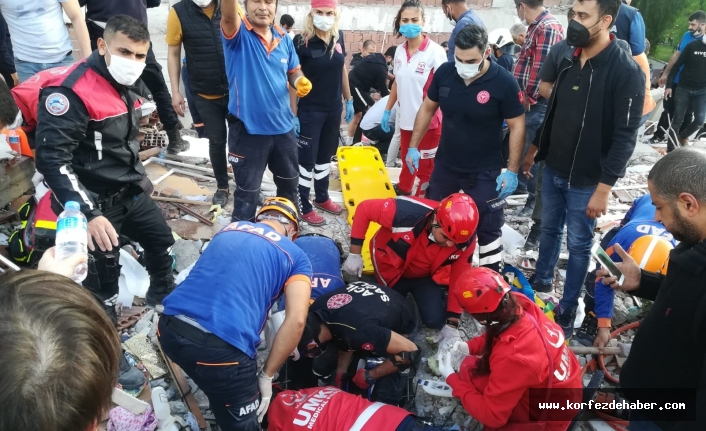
[454,267,511,314]
[435,193,479,244]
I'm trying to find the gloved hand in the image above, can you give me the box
[293,117,300,137]
[345,99,354,124]
[433,324,460,344]
[335,372,348,389]
[439,351,455,380]
[452,340,470,356]
[406,148,420,174]
[342,253,363,278]
[380,110,391,133]
[496,171,518,200]
[352,368,376,389]
[295,76,313,98]
[256,369,274,422]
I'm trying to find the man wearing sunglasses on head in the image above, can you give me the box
[341,193,479,347]
[296,282,419,406]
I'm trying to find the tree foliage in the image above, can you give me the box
[633,0,704,45]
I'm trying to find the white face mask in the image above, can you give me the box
[313,15,335,32]
[193,0,212,6]
[106,47,146,86]
[455,59,482,80]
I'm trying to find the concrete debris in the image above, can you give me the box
[612,297,630,326]
[169,401,188,415]
[172,239,203,273]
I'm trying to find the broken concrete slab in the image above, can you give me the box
[167,219,221,241]
[0,157,35,208]
[172,239,202,273]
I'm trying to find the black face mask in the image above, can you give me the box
[567,18,602,48]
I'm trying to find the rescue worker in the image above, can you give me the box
[410,25,526,273]
[347,44,390,146]
[159,197,313,431]
[34,16,176,309]
[575,193,675,346]
[341,193,478,343]
[292,0,351,226]
[440,267,582,430]
[266,386,446,431]
[221,0,312,223]
[382,0,447,197]
[488,27,517,72]
[296,282,420,406]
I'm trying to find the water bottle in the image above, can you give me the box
[55,201,88,282]
[8,129,20,159]
[151,387,178,431]
[159,145,166,159]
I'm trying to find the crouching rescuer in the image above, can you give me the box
[34,15,176,310]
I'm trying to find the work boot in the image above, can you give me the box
[575,311,598,347]
[313,199,343,215]
[518,195,535,218]
[212,189,230,206]
[301,210,326,226]
[678,136,688,147]
[145,273,176,308]
[524,223,541,250]
[166,125,190,154]
[648,135,664,145]
[555,305,577,340]
[393,184,410,196]
[119,353,146,395]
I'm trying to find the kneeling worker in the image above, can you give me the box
[440,267,582,430]
[159,197,312,431]
[341,193,478,342]
[297,282,419,406]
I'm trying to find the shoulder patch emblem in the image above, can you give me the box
[327,293,353,309]
[46,93,70,116]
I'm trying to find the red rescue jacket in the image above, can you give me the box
[350,197,476,315]
[446,293,582,430]
[11,64,75,134]
[267,387,411,431]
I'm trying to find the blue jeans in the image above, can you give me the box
[517,101,547,194]
[15,53,74,82]
[671,86,706,145]
[535,166,597,311]
[393,276,446,330]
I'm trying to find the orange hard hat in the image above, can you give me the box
[628,235,673,275]
[435,193,479,244]
[454,267,511,314]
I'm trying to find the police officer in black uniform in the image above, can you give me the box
[35,16,175,311]
[297,282,420,406]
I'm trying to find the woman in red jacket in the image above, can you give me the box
[439,267,583,430]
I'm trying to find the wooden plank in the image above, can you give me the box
[151,196,212,206]
[139,147,162,161]
[156,340,207,430]
[595,220,618,233]
[612,189,635,204]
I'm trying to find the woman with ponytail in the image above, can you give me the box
[440,267,582,430]
[382,0,446,197]
[291,0,352,226]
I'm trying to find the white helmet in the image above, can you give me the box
[488,28,514,48]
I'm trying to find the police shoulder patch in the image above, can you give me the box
[45,93,70,116]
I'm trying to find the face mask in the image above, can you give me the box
[7,109,22,130]
[106,47,146,86]
[455,59,483,80]
[566,18,602,48]
[399,23,422,39]
[192,0,212,7]
[313,15,335,32]
[693,26,704,37]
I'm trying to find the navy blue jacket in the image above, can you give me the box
[0,14,15,76]
[611,3,646,56]
[79,0,161,26]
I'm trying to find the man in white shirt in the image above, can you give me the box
[0,0,91,82]
[360,95,397,159]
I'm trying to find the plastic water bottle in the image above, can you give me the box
[159,145,166,159]
[55,201,88,282]
[7,129,20,159]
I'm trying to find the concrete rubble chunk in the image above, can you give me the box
[612,297,629,326]
[173,239,203,273]
[169,401,188,415]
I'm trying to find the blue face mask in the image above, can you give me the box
[399,23,423,39]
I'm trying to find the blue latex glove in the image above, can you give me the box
[496,171,518,200]
[345,100,354,124]
[406,148,420,174]
[293,116,300,137]
[380,110,391,133]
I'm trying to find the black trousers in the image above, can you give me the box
[654,82,691,142]
[363,124,394,157]
[88,22,179,130]
[194,95,229,190]
[227,117,299,222]
[158,316,261,431]
[81,190,174,304]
